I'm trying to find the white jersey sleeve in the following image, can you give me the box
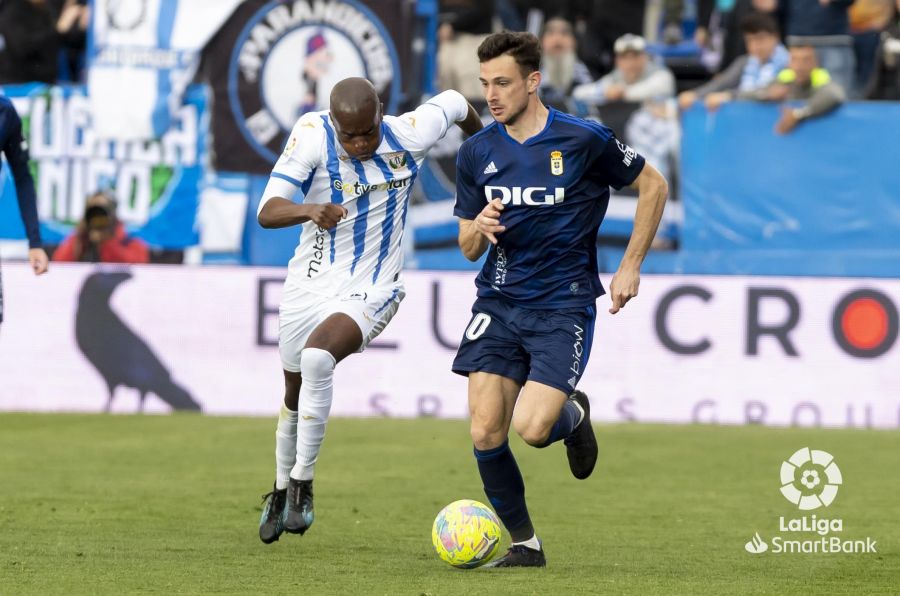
[259,113,326,215]
[394,90,469,154]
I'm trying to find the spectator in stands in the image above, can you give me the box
[661,0,686,44]
[582,0,646,76]
[865,0,900,98]
[506,1,589,32]
[573,34,676,105]
[574,35,679,182]
[438,0,496,102]
[539,17,593,107]
[746,44,846,134]
[678,12,788,110]
[694,0,783,72]
[0,0,59,84]
[54,192,150,264]
[781,0,857,95]
[850,0,895,91]
[56,0,90,82]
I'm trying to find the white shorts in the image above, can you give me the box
[278,282,405,372]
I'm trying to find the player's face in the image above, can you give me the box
[479,54,539,126]
[332,103,383,160]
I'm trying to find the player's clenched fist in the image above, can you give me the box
[475,198,506,245]
[308,204,348,229]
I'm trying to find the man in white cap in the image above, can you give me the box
[572,34,676,106]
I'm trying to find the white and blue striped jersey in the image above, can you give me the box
[259,90,469,298]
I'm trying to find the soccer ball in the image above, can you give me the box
[431,499,502,568]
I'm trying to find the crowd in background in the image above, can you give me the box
[0,0,89,85]
[2,1,898,100]
[435,0,900,208]
[438,0,900,106]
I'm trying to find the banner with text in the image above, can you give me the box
[201,0,413,174]
[0,84,206,248]
[0,266,897,427]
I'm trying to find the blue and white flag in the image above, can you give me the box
[88,0,241,140]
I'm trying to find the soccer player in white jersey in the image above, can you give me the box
[256,78,482,544]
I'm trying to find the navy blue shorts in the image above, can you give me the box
[452,298,596,395]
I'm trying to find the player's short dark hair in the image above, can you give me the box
[740,12,779,36]
[477,31,542,77]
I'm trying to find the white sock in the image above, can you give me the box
[274,404,298,490]
[291,348,336,482]
[513,534,542,551]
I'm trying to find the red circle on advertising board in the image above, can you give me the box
[841,298,889,350]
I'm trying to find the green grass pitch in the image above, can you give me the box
[1,414,897,594]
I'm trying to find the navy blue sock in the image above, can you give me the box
[474,441,534,541]
[537,399,581,447]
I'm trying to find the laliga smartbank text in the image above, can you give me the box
[768,515,877,554]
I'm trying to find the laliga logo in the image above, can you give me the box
[780,448,842,510]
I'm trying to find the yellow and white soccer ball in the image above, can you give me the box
[431,499,502,569]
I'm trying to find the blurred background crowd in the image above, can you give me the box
[0,0,898,269]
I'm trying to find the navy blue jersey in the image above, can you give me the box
[454,108,645,309]
[0,96,41,248]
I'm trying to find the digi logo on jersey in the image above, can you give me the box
[484,186,566,206]
[228,0,401,163]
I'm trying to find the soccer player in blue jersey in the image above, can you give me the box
[452,32,669,567]
[0,97,49,328]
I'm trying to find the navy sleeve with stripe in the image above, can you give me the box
[1,99,42,248]
[453,140,482,220]
[590,132,646,191]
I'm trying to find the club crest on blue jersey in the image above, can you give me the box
[550,150,564,176]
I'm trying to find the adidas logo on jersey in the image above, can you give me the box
[483,161,498,175]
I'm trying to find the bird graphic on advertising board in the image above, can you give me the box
[75,270,200,412]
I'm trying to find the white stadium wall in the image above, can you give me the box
[1,264,898,428]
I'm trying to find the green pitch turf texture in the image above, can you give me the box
[1,414,897,595]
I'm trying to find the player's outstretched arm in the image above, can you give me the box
[608,163,668,314]
[258,198,347,230]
